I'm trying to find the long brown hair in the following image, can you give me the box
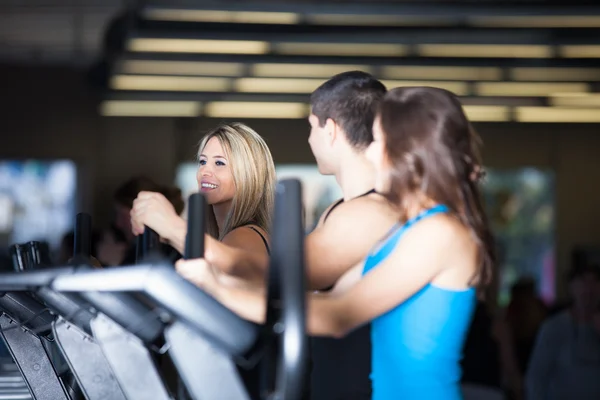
[378,86,495,290]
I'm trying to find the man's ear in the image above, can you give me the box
[325,118,338,146]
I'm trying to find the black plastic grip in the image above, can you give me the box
[10,244,27,272]
[25,241,42,267]
[184,193,206,260]
[143,228,160,254]
[136,227,160,264]
[74,213,92,258]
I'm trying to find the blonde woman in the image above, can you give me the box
[130,122,276,284]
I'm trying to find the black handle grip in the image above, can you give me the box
[25,241,42,267]
[184,193,206,260]
[136,227,160,264]
[74,213,92,258]
[9,244,27,272]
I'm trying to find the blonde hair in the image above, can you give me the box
[197,122,276,240]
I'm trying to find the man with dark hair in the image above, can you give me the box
[305,71,396,400]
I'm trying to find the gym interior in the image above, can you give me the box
[0,1,599,399]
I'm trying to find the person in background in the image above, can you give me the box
[505,277,548,375]
[525,263,600,400]
[96,176,184,266]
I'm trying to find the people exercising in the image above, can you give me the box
[178,71,396,399]
[179,71,396,400]
[129,122,276,285]
[177,86,495,400]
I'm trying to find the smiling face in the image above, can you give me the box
[196,136,236,205]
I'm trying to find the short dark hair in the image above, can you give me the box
[310,71,386,150]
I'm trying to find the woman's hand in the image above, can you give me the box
[175,258,220,296]
[130,191,179,240]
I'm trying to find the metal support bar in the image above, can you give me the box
[52,318,127,400]
[0,315,68,400]
[90,314,171,400]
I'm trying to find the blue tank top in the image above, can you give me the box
[362,205,477,400]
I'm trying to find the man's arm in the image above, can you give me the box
[204,196,396,290]
[305,197,397,290]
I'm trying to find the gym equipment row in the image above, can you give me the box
[0,179,307,400]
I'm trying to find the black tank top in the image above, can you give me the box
[235,223,270,399]
[245,226,270,255]
[322,189,376,223]
[310,188,376,400]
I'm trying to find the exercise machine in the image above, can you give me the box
[0,178,307,400]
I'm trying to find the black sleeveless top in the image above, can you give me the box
[245,225,270,255]
[310,188,376,400]
[236,223,270,399]
[322,189,376,223]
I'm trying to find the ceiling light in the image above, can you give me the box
[120,60,245,76]
[510,67,600,81]
[469,16,600,28]
[274,42,408,57]
[127,38,269,54]
[549,93,600,108]
[99,101,201,117]
[142,9,299,24]
[559,45,600,58]
[306,14,454,26]
[382,80,469,96]
[418,44,552,58]
[382,66,501,81]
[110,75,231,92]
[463,106,510,122]
[476,82,589,97]
[234,77,326,93]
[516,107,600,123]
[203,102,309,118]
[252,63,371,78]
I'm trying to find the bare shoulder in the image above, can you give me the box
[327,194,397,225]
[399,213,478,286]
[222,225,270,253]
[404,213,475,252]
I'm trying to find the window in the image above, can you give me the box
[0,160,78,251]
[484,168,555,306]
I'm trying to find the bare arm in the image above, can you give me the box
[178,216,458,337]
[200,197,395,290]
[305,198,396,290]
